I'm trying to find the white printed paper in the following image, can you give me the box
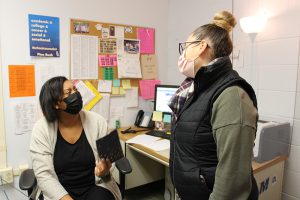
[35,64,62,91]
[142,139,170,151]
[115,26,124,38]
[126,134,160,144]
[39,65,55,85]
[91,93,110,120]
[117,38,124,54]
[102,28,109,38]
[71,35,98,79]
[74,80,96,107]
[110,106,124,117]
[116,39,141,78]
[117,53,142,78]
[12,102,38,135]
[125,87,138,107]
[127,135,170,151]
[98,80,112,93]
[36,64,66,89]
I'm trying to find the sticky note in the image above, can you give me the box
[122,79,131,89]
[112,87,120,95]
[163,114,172,123]
[104,67,114,80]
[113,79,120,87]
[139,80,161,100]
[120,87,126,95]
[98,80,112,93]
[152,111,163,122]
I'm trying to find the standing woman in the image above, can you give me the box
[169,11,259,200]
[30,76,121,200]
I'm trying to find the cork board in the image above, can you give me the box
[70,18,155,90]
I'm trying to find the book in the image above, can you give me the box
[96,129,124,163]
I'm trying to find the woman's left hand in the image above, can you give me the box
[94,158,112,177]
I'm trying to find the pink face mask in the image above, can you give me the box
[178,53,196,78]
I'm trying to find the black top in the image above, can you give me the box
[54,129,95,199]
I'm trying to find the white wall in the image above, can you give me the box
[0,0,169,175]
[233,0,300,199]
[1,0,300,198]
[168,0,300,198]
[166,0,232,85]
[0,0,7,168]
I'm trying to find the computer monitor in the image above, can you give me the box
[154,85,178,114]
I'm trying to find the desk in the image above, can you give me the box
[112,129,165,190]
[115,128,286,200]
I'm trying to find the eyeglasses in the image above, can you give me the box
[178,40,201,55]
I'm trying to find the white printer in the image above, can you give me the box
[253,120,290,163]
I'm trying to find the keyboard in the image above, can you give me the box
[145,130,171,140]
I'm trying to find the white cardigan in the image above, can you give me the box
[30,110,121,200]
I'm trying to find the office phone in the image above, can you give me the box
[134,110,154,128]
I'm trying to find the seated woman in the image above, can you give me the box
[30,76,121,200]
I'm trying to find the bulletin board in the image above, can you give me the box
[70,18,156,91]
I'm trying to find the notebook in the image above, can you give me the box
[96,129,124,163]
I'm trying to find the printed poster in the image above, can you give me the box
[9,65,36,97]
[28,14,60,57]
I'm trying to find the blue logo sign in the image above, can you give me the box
[259,177,269,194]
[28,14,60,57]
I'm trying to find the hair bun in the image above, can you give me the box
[212,11,237,32]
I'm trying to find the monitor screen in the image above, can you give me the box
[154,85,178,113]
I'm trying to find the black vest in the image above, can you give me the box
[169,57,258,200]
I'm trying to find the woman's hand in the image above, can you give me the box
[94,158,112,177]
[60,194,73,200]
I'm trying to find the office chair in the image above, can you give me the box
[19,157,132,200]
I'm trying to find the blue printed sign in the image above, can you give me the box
[28,14,60,57]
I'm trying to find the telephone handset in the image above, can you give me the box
[134,110,154,128]
[134,110,144,126]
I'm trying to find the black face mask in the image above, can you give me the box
[63,91,83,114]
